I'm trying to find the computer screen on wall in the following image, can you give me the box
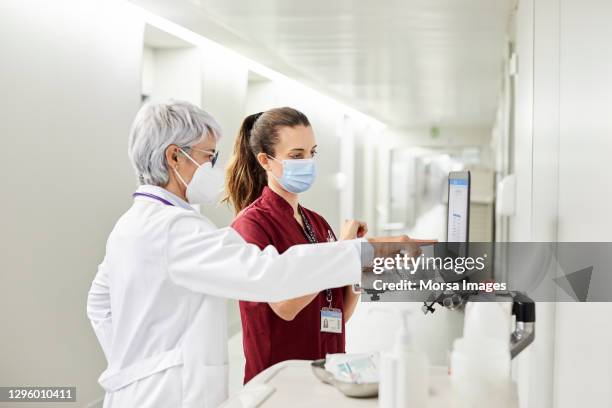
[447,171,471,242]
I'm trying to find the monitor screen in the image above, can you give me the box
[447,171,470,242]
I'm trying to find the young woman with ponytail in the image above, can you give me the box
[225,107,365,383]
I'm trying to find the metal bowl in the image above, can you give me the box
[310,359,378,398]
[331,379,378,398]
[310,359,334,384]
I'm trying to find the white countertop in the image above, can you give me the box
[221,360,513,408]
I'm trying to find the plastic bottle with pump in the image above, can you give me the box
[449,301,513,408]
[377,309,429,408]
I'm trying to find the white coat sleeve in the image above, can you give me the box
[87,261,113,360]
[166,213,365,302]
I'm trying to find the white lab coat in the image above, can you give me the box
[87,185,363,408]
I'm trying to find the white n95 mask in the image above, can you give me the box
[174,149,224,205]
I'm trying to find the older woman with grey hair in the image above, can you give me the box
[86,99,411,408]
[128,100,223,204]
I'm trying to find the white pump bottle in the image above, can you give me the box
[378,309,429,408]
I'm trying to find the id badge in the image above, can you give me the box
[321,307,343,334]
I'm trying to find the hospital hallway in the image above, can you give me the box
[1,1,611,407]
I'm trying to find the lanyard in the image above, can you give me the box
[132,192,175,206]
[298,206,333,307]
[298,206,317,244]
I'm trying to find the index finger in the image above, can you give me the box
[410,238,438,244]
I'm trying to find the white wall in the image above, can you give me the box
[0,0,143,405]
[509,0,612,406]
[511,0,535,243]
[509,1,560,407]
[142,46,156,96]
[554,0,612,406]
[149,47,202,105]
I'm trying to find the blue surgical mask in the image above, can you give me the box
[268,155,317,193]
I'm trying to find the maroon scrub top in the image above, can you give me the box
[231,186,346,383]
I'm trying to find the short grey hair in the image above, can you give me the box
[128,99,222,186]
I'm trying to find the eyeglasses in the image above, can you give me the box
[185,148,219,167]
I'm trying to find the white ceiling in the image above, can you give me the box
[132,0,512,129]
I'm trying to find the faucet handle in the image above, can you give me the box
[511,292,536,323]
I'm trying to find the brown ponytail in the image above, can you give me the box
[224,107,310,214]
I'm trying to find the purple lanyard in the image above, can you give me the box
[132,192,175,206]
